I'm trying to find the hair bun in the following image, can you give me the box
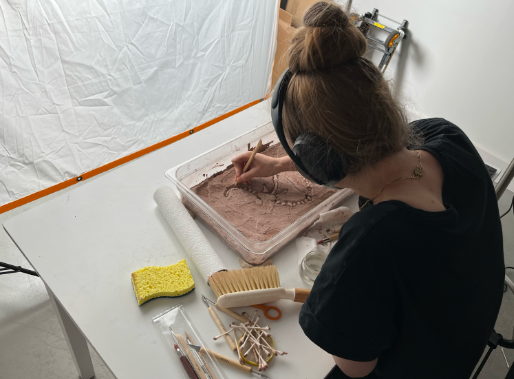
[288,1,367,73]
[303,1,349,28]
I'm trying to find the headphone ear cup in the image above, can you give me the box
[293,133,345,185]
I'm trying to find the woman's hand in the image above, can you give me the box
[231,153,295,184]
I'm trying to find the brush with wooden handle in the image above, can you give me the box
[234,139,262,187]
[209,265,311,308]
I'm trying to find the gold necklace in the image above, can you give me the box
[359,151,424,210]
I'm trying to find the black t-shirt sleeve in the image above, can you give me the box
[411,118,482,162]
[412,118,493,205]
[299,213,399,362]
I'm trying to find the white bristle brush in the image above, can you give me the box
[209,266,310,308]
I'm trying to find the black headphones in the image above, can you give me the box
[270,68,346,186]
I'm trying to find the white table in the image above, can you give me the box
[4,102,358,379]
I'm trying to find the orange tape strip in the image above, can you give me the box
[0,99,263,215]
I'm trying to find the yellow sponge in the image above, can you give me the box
[131,259,195,306]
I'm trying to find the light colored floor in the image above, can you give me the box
[1,180,116,379]
[1,186,514,379]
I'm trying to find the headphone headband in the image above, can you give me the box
[271,69,324,185]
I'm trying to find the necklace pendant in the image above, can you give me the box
[413,167,424,178]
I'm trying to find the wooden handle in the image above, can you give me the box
[185,332,217,379]
[328,233,339,240]
[214,303,247,323]
[235,140,263,186]
[200,347,252,373]
[208,307,237,351]
[175,334,207,379]
[242,140,262,173]
[327,233,339,242]
[294,288,311,303]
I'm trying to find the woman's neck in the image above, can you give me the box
[337,149,419,200]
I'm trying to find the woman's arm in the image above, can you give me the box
[276,156,296,172]
[333,356,378,378]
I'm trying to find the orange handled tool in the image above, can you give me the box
[250,304,281,320]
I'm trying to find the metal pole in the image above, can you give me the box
[345,0,353,13]
[496,157,514,379]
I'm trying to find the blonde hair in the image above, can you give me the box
[283,1,414,174]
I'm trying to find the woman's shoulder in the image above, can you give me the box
[411,118,476,153]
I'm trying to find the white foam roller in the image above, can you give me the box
[154,186,227,282]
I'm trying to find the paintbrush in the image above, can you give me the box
[316,228,341,244]
[234,139,262,187]
[317,233,338,244]
[209,265,310,308]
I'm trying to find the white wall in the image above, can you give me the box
[347,0,514,166]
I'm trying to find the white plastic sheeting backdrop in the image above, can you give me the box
[0,0,278,206]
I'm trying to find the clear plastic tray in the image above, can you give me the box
[165,121,353,265]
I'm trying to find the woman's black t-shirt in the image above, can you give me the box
[299,118,505,379]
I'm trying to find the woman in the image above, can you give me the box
[232,2,505,378]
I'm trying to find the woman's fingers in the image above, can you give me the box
[232,151,255,180]
[236,166,258,183]
[232,160,244,178]
[237,169,256,183]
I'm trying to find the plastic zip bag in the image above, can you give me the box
[153,304,227,379]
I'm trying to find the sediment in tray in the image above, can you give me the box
[191,144,337,242]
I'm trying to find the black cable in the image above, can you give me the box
[472,345,495,379]
[500,196,514,219]
[0,262,39,277]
